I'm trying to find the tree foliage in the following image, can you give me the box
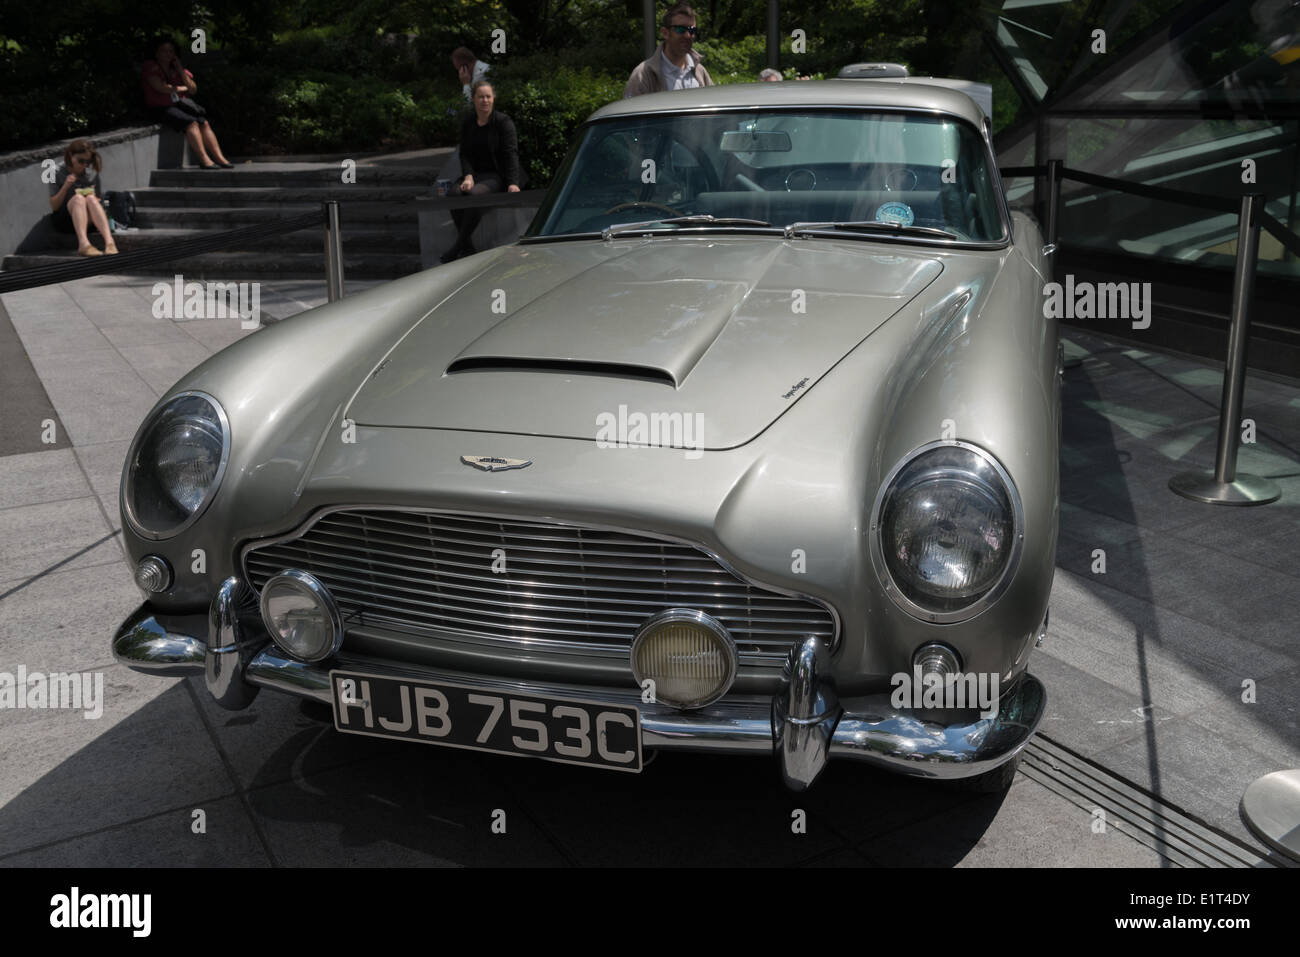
[1,0,1015,175]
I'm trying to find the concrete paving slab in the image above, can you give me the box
[72,440,129,533]
[98,312,203,350]
[1033,651,1181,756]
[0,449,90,510]
[0,792,271,867]
[1090,712,1292,847]
[62,281,160,330]
[178,317,259,352]
[244,744,570,866]
[794,760,988,844]
[0,283,78,321]
[3,308,112,358]
[490,749,846,866]
[858,776,1171,867]
[190,684,406,793]
[1062,440,1273,533]
[117,339,217,395]
[0,497,120,586]
[795,847,876,866]
[0,678,233,857]
[23,348,158,446]
[1045,570,1294,714]
[1122,536,1299,652]
[0,301,71,458]
[0,560,139,674]
[1187,663,1300,770]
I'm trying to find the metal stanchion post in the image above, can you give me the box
[1241,770,1300,861]
[1045,158,1062,250]
[1169,193,1280,506]
[643,0,656,60]
[767,0,780,70]
[323,200,344,302]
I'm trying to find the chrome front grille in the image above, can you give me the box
[242,508,836,663]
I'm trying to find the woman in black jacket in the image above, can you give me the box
[442,79,524,262]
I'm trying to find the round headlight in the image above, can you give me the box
[259,570,343,663]
[872,441,1022,622]
[123,392,229,539]
[631,609,738,710]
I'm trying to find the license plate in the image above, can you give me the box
[329,671,642,772]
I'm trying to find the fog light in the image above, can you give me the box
[259,570,343,663]
[912,642,961,678]
[134,555,172,593]
[631,609,737,710]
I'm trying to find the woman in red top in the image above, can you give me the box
[141,36,233,169]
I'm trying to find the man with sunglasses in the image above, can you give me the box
[624,3,714,97]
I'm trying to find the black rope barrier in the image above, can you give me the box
[1060,165,1240,214]
[0,208,325,294]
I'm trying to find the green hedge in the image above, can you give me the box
[203,59,623,187]
[489,63,624,188]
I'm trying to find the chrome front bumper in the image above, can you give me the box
[113,582,1046,791]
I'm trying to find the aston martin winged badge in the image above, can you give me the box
[461,455,533,472]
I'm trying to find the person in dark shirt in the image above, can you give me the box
[441,79,523,263]
[47,139,117,256]
[141,36,233,169]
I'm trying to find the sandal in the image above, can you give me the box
[104,242,119,255]
[78,244,103,257]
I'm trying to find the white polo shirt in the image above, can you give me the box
[659,49,701,90]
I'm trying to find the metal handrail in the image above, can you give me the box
[999,162,1300,258]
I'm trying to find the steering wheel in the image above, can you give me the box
[603,200,680,216]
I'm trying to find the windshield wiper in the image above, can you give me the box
[784,220,958,241]
[603,214,772,239]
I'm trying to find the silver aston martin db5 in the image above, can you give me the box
[114,79,1057,791]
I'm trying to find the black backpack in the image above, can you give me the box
[105,190,137,228]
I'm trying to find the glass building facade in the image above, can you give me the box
[956,0,1300,373]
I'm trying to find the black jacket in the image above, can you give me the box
[458,110,524,188]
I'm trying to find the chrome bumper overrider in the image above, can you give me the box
[113,593,1046,790]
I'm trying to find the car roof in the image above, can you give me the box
[589,79,987,129]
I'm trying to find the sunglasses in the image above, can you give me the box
[71,155,90,165]
[667,24,699,36]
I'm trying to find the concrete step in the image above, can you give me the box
[102,226,419,252]
[2,249,424,280]
[132,186,429,207]
[149,166,444,188]
[133,204,421,228]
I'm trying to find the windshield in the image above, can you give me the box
[529,109,1006,243]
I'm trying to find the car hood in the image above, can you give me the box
[347,238,943,449]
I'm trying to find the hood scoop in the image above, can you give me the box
[445,356,678,387]
[346,239,947,449]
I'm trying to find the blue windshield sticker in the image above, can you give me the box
[874,201,915,227]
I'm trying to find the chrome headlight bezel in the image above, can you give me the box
[869,440,1024,623]
[122,390,231,541]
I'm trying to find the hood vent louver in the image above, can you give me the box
[446,356,678,387]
